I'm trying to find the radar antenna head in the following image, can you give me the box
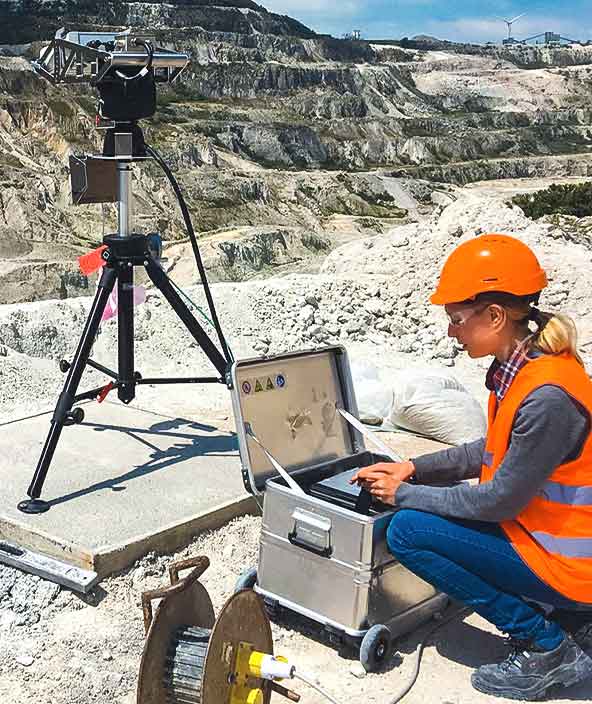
[32,28,189,123]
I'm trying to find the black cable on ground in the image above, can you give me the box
[386,605,472,704]
[282,606,471,704]
[145,143,234,365]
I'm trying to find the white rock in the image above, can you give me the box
[16,654,34,667]
[364,300,385,317]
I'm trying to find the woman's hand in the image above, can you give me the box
[350,461,416,505]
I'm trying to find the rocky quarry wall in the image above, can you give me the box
[0,0,314,44]
[2,2,592,301]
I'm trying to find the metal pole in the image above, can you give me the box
[116,159,136,403]
[117,161,133,236]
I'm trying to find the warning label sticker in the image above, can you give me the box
[241,372,287,395]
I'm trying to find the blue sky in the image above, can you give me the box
[261,1,591,44]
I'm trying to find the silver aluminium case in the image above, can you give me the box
[230,346,446,638]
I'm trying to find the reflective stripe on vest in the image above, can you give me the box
[537,480,592,506]
[481,352,592,603]
[532,532,592,559]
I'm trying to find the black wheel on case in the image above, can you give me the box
[360,624,392,672]
[234,566,257,593]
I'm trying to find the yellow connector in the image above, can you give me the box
[229,641,294,703]
[229,642,265,704]
[249,651,293,680]
[247,649,266,679]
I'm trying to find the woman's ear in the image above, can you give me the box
[488,304,506,330]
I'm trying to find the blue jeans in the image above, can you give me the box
[387,509,584,651]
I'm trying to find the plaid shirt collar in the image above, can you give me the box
[486,337,533,402]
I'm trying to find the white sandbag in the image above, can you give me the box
[388,368,486,445]
[350,358,394,424]
[351,358,486,445]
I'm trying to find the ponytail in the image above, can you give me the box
[529,309,584,367]
[473,291,585,367]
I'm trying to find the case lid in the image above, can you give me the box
[230,346,363,494]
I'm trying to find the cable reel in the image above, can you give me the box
[137,556,300,704]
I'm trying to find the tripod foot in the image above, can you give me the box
[17,499,51,514]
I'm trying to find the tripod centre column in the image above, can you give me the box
[117,161,134,237]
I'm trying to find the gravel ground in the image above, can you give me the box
[1,512,591,704]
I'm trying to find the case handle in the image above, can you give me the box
[288,509,333,558]
[288,530,333,558]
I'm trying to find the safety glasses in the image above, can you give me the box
[445,304,489,328]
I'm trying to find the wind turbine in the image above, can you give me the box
[498,12,526,41]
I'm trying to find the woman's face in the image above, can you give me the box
[445,302,495,358]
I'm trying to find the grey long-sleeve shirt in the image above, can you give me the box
[395,386,590,522]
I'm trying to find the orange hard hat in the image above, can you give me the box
[430,234,548,305]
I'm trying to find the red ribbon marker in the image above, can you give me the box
[79,245,107,276]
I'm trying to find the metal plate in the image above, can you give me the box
[231,346,363,493]
[137,576,215,704]
[69,155,117,204]
[202,590,273,704]
[0,540,98,594]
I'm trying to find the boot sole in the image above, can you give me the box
[471,650,592,701]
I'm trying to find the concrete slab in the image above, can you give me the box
[0,400,254,577]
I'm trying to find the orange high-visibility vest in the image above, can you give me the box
[481,352,592,604]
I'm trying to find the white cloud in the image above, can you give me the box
[260,0,362,35]
[261,0,359,16]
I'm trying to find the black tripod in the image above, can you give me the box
[18,125,233,514]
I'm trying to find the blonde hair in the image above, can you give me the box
[474,292,585,367]
[529,310,584,367]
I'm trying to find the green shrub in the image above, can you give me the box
[512,183,592,219]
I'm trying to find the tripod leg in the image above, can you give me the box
[144,260,228,377]
[18,266,118,514]
[117,263,135,403]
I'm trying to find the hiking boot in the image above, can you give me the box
[550,609,592,651]
[471,635,592,700]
